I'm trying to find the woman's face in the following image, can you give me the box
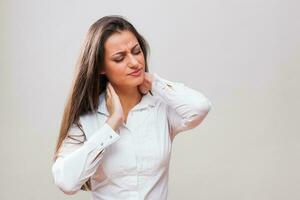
[101,30,145,89]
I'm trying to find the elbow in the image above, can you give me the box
[62,189,78,196]
[60,187,77,195]
[189,98,212,127]
[56,181,78,195]
[195,98,212,117]
[185,100,211,129]
[51,161,80,195]
[205,99,212,113]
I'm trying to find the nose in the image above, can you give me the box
[128,54,139,68]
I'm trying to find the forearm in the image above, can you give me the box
[150,73,212,135]
[52,122,120,194]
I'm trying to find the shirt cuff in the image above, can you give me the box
[150,73,185,102]
[84,122,120,150]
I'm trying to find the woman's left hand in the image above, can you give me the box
[138,72,154,94]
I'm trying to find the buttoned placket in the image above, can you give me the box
[124,110,139,193]
[96,92,157,191]
[116,107,152,192]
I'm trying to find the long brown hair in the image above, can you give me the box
[52,15,150,191]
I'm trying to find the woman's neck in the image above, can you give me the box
[113,86,143,114]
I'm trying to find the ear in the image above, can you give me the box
[100,68,105,75]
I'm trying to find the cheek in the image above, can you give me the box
[138,54,145,64]
[105,63,127,82]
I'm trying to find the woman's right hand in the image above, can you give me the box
[105,82,124,131]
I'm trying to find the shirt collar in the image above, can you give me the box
[97,91,157,116]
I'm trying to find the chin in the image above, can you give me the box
[125,76,144,87]
[135,76,144,85]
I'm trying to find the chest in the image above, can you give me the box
[83,107,172,179]
[105,109,172,176]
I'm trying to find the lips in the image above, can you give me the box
[128,68,141,75]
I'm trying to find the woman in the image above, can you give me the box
[51,15,212,199]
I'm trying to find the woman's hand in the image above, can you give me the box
[105,82,124,130]
[138,72,154,94]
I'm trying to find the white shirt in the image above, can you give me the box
[52,73,212,200]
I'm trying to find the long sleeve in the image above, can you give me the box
[51,122,120,195]
[151,73,212,139]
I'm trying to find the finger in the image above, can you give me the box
[106,83,109,92]
[143,81,150,88]
[107,87,112,98]
[107,82,113,91]
[105,92,110,104]
[106,85,109,95]
[106,83,110,90]
[106,87,111,100]
[139,86,148,94]
[142,82,150,90]
[146,78,152,85]
[107,83,111,91]
[108,83,116,95]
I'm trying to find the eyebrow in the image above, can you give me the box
[111,43,140,57]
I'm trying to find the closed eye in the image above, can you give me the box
[114,47,142,62]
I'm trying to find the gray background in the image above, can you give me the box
[1,0,299,199]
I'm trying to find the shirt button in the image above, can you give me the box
[100,142,104,146]
[109,135,112,139]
